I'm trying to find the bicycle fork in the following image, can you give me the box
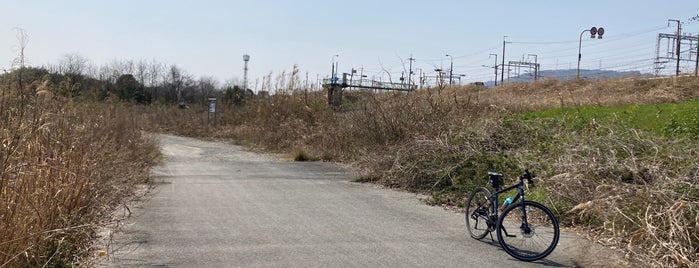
[501,191,531,238]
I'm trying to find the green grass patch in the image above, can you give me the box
[521,99,699,138]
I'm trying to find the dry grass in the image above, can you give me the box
[466,76,699,111]
[542,126,699,267]
[138,75,699,267]
[0,76,159,266]
[5,60,694,266]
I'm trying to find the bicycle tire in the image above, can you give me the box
[496,200,559,261]
[465,187,492,240]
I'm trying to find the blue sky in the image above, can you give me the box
[1,1,698,88]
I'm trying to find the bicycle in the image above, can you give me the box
[465,169,560,261]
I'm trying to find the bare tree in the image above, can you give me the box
[147,60,165,88]
[11,28,28,93]
[181,75,197,103]
[98,61,120,84]
[57,53,90,76]
[146,60,165,101]
[166,65,194,103]
[98,59,135,84]
[223,77,242,89]
[135,59,149,86]
[197,76,219,103]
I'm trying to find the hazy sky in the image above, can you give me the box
[1,0,698,88]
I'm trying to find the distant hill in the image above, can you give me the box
[482,69,646,87]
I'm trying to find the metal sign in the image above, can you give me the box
[207,98,217,128]
[208,98,216,113]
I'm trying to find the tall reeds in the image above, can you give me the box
[0,74,158,267]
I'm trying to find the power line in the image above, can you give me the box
[335,23,696,86]
[414,45,501,62]
[508,25,667,46]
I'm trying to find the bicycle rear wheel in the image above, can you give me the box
[465,187,492,240]
[496,201,559,261]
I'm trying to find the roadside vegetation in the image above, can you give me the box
[2,57,697,267]
[0,69,158,267]
[143,76,698,267]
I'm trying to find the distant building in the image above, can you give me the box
[470,82,485,88]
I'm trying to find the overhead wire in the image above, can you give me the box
[349,23,695,85]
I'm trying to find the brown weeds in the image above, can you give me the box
[0,78,159,266]
[539,124,698,267]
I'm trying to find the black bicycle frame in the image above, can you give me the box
[491,178,530,235]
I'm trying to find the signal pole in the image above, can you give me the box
[578,26,604,79]
[669,19,681,76]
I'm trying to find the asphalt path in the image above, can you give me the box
[102,134,621,267]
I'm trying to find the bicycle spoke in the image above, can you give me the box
[465,187,492,240]
[497,201,559,261]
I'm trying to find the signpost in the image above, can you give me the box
[207,97,217,128]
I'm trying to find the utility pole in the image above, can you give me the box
[501,36,510,85]
[446,54,454,85]
[489,53,498,86]
[669,19,681,76]
[408,55,415,87]
[696,29,699,76]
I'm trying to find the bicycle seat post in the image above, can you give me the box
[487,172,503,219]
[487,172,503,190]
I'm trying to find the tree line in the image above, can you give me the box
[2,53,250,105]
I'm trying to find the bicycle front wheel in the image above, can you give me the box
[465,187,492,240]
[496,201,559,261]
